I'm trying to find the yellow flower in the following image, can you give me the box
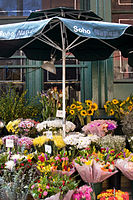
[33,136,49,147]
[91,103,98,111]
[77,105,83,111]
[70,109,75,115]
[85,100,92,106]
[109,109,114,115]
[104,105,107,109]
[105,101,110,104]
[126,96,130,101]
[120,108,125,114]
[128,105,133,111]
[120,101,125,107]
[87,109,94,116]
[0,139,3,146]
[112,99,119,104]
[27,154,33,160]
[70,104,76,109]
[53,135,66,148]
[76,101,82,104]
[80,110,87,116]
[85,160,92,165]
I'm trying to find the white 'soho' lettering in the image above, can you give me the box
[73,26,91,34]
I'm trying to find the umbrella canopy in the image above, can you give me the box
[27,7,103,21]
[0,17,133,61]
[0,13,133,137]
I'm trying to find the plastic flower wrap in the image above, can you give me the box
[115,153,133,180]
[17,137,33,149]
[97,189,129,200]
[72,185,93,200]
[6,119,21,134]
[104,95,133,120]
[18,119,39,138]
[66,99,98,127]
[74,147,118,183]
[64,133,99,149]
[82,120,117,137]
[36,119,76,134]
[30,173,78,200]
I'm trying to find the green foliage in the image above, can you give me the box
[0,86,41,123]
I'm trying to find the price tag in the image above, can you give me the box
[45,145,52,154]
[46,131,53,139]
[56,110,65,118]
[6,139,14,148]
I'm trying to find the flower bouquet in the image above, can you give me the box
[64,133,99,149]
[33,135,66,154]
[18,119,39,138]
[30,173,78,200]
[66,99,98,128]
[36,119,76,135]
[17,137,33,150]
[74,147,118,183]
[51,150,75,176]
[115,153,133,180]
[6,119,21,134]
[72,185,93,200]
[97,189,129,200]
[82,120,117,137]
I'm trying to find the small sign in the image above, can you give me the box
[46,131,53,139]
[56,110,65,118]
[45,144,52,154]
[6,139,14,148]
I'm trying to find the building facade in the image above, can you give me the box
[0,0,132,107]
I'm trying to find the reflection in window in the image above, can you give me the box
[0,0,42,16]
[113,50,133,80]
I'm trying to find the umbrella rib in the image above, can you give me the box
[37,36,62,51]
[68,37,90,50]
[40,33,62,51]
[66,36,80,51]
[98,38,117,50]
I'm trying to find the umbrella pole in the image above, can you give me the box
[62,49,66,138]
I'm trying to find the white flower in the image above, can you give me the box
[0,121,4,128]
[5,160,15,171]
[11,154,26,161]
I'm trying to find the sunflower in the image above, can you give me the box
[70,109,75,115]
[128,105,133,112]
[120,101,125,107]
[77,105,83,111]
[70,104,76,109]
[109,109,114,116]
[80,110,87,116]
[120,108,125,114]
[85,100,92,106]
[87,109,94,116]
[104,105,107,109]
[112,99,119,104]
[91,103,98,111]
[105,101,111,104]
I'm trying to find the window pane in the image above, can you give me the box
[113,50,133,80]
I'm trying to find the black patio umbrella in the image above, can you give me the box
[0,8,133,136]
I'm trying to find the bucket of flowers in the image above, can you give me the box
[66,99,98,130]
[97,189,129,200]
[30,172,79,200]
[82,119,117,137]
